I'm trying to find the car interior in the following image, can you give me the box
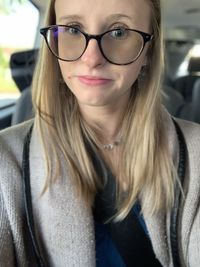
[0,0,200,130]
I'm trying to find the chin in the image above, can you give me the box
[77,95,113,107]
[75,90,110,105]
[79,99,107,107]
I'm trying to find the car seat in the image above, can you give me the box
[9,49,38,125]
[191,79,200,123]
[173,57,200,101]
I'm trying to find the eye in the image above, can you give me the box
[67,26,81,35]
[110,28,128,39]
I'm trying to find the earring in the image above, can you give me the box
[138,65,147,83]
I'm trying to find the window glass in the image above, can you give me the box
[0,0,39,101]
[177,43,200,77]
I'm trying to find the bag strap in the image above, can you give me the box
[170,119,187,267]
[22,123,46,267]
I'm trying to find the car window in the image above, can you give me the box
[177,43,200,77]
[0,0,39,102]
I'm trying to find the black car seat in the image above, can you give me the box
[162,84,199,122]
[11,88,33,125]
[191,79,200,123]
[173,57,200,101]
[9,49,38,125]
[162,85,185,117]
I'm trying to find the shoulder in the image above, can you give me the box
[162,106,200,147]
[161,108,200,168]
[0,119,34,209]
[0,119,34,144]
[175,118,200,139]
[0,119,34,170]
[0,121,35,265]
[0,119,34,153]
[174,118,200,150]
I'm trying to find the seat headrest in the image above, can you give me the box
[9,49,39,92]
[193,78,200,92]
[188,57,200,74]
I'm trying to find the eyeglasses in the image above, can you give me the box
[40,25,153,66]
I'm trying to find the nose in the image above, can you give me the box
[81,39,106,68]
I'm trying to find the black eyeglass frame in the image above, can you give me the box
[40,25,153,66]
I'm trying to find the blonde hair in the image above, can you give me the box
[32,0,176,220]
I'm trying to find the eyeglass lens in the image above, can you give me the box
[46,26,144,64]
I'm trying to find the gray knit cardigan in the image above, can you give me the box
[0,111,200,267]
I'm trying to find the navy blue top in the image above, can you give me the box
[95,202,149,267]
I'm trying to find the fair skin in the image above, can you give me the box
[55,0,151,144]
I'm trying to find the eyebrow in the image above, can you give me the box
[57,15,83,23]
[57,14,134,24]
[107,14,134,22]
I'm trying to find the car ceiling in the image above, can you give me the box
[30,0,200,40]
[162,0,200,27]
[162,0,200,40]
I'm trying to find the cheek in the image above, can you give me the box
[120,64,143,89]
[59,61,71,81]
[121,50,148,86]
[58,61,79,95]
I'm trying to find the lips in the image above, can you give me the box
[77,75,112,86]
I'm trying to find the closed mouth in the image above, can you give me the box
[77,75,112,85]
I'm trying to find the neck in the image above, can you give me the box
[79,96,129,143]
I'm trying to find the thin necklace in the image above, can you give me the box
[101,136,123,151]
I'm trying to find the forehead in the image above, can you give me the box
[54,0,151,32]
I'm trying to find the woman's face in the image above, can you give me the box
[55,0,152,109]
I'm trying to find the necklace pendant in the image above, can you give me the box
[102,137,123,151]
[103,143,114,150]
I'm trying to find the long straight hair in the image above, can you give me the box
[32,0,176,220]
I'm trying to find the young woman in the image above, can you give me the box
[0,0,200,266]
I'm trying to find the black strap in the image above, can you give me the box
[170,119,187,267]
[22,124,46,267]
